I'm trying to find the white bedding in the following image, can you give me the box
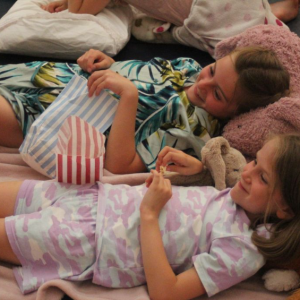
[0,0,133,59]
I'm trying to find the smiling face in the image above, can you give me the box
[185,55,239,119]
[230,138,291,221]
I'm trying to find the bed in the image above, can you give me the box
[0,0,299,299]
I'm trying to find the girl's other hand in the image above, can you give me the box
[41,0,68,13]
[87,69,137,97]
[77,49,115,73]
[141,170,172,218]
[156,146,203,175]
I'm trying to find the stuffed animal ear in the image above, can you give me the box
[201,137,230,190]
[219,138,230,155]
[152,22,171,33]
[202,137,230,154]
[131,16,175,44]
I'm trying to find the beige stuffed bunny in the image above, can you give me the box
[167,137,246,189]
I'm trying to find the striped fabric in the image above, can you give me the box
[20,75,118,178]
[56,116,105,184]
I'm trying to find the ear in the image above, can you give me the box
[203,136,230,153]
[276,206,295,220]
[202,137,230,190]
[153,22,171,33]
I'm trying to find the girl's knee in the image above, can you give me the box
[0,219,20,265]
[0,95,23,148]
[0,181,23,218]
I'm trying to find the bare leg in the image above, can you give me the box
[0,95,23,148]
[270,0,300,23]
[0,181,23,265]
[0,219,20,265]
[0,181,23,218]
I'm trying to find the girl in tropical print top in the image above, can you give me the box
[0,47,290,173]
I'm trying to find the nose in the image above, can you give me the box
[241,161,253,183]
[198,76,213,88]
[198,77,213,99]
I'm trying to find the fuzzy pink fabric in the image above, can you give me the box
[215,25,300,158]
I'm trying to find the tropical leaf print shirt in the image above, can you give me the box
[109,57,220,170]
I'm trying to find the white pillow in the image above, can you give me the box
[0,0,133,59]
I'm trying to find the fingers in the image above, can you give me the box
[87,71,105,97]
[41,4,51,12]
[146,170,171,189]
[156,146,203,176]
[161,152,190,175]
[41,0,67,13]
[150,170,162,184]
[87,70,114,97]
[141,170,172,217]
[41,3,57,13]
[93,60,113,71]
[86,56,97,73]
[151,170,161,184]
[156,147,188,171]
[77,52,94,73]
[77,49,114,73]
[156,146,180,171]
[145,170,162,186]
[87,69,134,97]
[145,173,153,187]
[164,163,188,175]
[55,5,65,12]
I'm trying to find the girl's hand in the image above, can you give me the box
[87,69,137,97]
[77,49,115,73]
[156,146,203,175]
[141,170,172,218]
[41,0,68,13]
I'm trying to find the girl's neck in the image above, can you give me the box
[245,211,258,222]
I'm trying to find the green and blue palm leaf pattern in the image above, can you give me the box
[0,57,219,169]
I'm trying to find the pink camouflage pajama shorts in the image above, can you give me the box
[5,180,98,294]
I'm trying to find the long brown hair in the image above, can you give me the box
[252,134,300,264]
[231,46,290,114]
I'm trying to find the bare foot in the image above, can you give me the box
[270,0,300,23]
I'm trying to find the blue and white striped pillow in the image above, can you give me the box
[20,75,118,178]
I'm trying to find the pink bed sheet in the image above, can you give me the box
[0,146,290,300]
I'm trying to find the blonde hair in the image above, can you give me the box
[252,133,300,264]
[231,46,290,114]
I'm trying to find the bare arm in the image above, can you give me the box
[140,171,206,300]
[68,0,110,14]
[87,70,147,174]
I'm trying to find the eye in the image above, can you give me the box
[210,66,214,76]
[253,158,268,184]
[260,174,268,184]
[214,89,221,101]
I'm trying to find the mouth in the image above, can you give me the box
[238,181,248,193]
[194,86,205,103]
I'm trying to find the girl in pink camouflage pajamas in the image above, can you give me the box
[0,133,300,299]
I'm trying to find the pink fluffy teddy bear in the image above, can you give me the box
[214,24,300,160]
